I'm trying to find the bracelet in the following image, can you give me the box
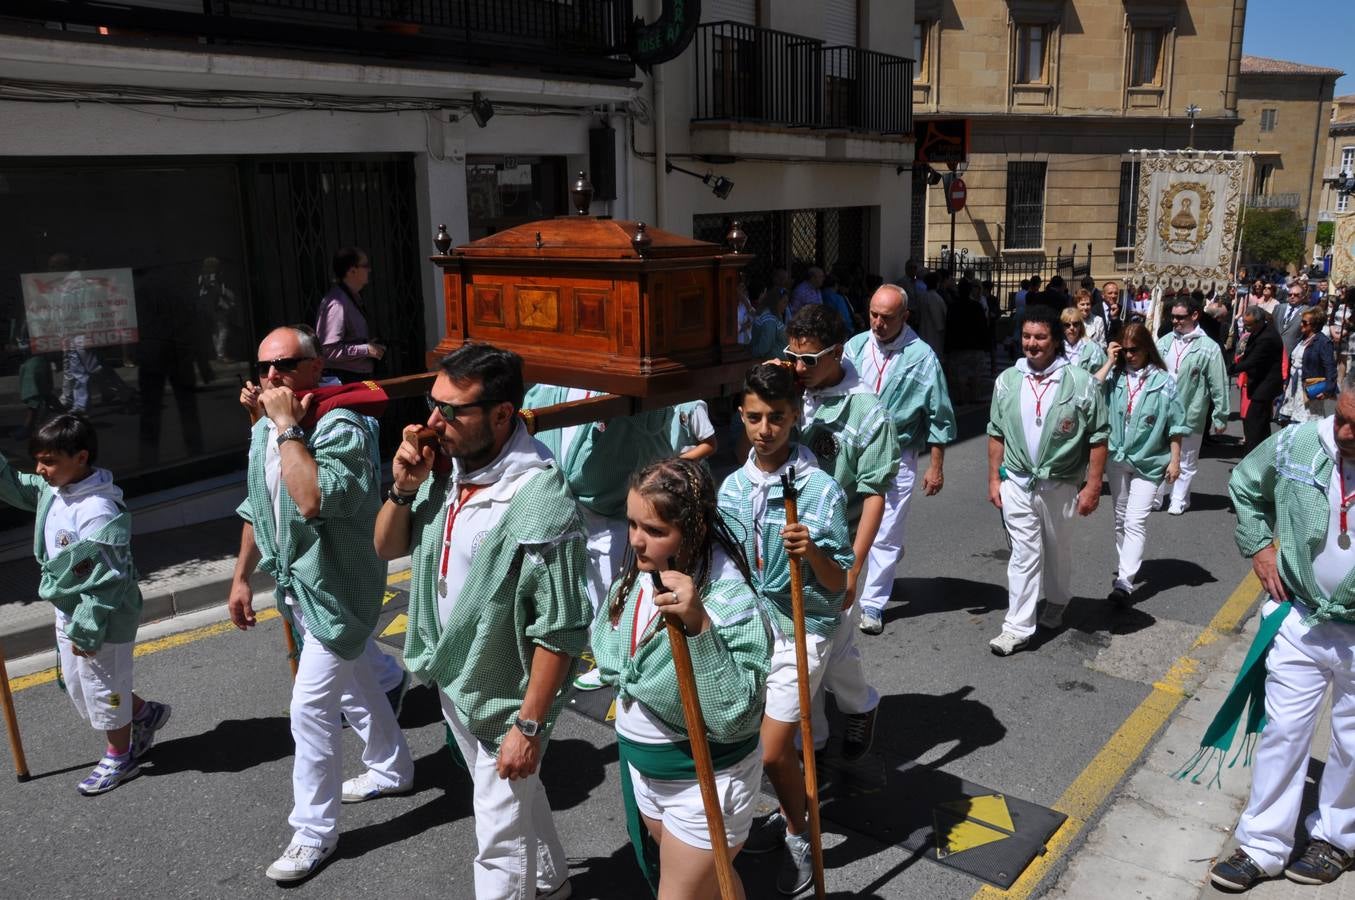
[386,487,418,506]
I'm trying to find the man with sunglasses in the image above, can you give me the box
[230,326,414,884]
[374,344,589,900]
[842,284,956,637]
[1279,281,1311,356]
[1155,297,1230,515]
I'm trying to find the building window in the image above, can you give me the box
[913,21,929,81]
[1260,108,1277,132]
[1340,193,1351,214]
[1116,161,1140,249]
[1342,146,1355,173]
[1254,163,1275,197]
[1005,161,1047,250]
[1015,24,1047,85]
[1129,28,1163,87]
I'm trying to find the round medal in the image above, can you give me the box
[1035,416,1043,427]
[1340,532,1352,551]
[437,578,448,596]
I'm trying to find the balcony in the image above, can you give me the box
[0,0,634,81]
[1245,192,1301,210]
[689,21,912,162]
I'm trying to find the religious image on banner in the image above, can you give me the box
[19,268,139,353]
[1132,152,1245,291]
[1332,214,1355,287]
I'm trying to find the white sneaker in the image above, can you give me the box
[1168,499,1189,516]
[989,631,1028,657]
[572,667,605,691]
[341,770,412,803]
[1038,602,1066,629]
[265,840,334,883]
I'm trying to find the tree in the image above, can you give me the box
[1316,220,1335,252]
[1240,208,1305,268]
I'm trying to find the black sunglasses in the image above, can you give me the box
[1170,313,1189,320]
[255,356,314,376]
[425,392,492,421]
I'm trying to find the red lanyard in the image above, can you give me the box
[1125,371,1149,417]
[1173,342,1188,374]
[1339,463,1355,540]
[1025,374,1057,421]
[869,342,892,393]
[439,483,484,580]
[629,583,662,656]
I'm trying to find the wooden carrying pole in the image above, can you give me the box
[780,468,827,899]
[246,403,299,679]
[651,570,738,900]
[0,640,31,781]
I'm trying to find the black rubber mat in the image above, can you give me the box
[565,657,616,725]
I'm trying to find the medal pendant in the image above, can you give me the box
[1035,416,1043,427]
[437,578,448,597]
[1340,532,1352,551]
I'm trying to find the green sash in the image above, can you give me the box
[616,731,760,894]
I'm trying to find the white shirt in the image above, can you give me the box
[1167,326,1205,381]
[43,468,121,563]
[1314,417,1355,599]
[613,578,685,744]
[1015,356,1069,478]
[677,400,716,455]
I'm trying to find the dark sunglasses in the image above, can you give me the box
[1122,345,1146,353]
[255,356,314,376]
[425,392,492,421]
[782,344,839,367]
[1170,313,1189,320]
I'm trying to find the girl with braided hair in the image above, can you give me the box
[590,457,772,899]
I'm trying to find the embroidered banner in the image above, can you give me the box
[1332,213,1355,287]
[1133,152,1246,291]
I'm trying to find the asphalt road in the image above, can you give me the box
[0,403,1258,899]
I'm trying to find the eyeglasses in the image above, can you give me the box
[782,344,839,367]
[1122,345,1146,353]
[256,356,314,376]
[1170,313,1189,321]
[425,392,492,420]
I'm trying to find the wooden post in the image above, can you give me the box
[653,570,738,900]
[0,641,31,781]
[780,468,827,899]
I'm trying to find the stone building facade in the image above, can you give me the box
[1319,95,1355,229]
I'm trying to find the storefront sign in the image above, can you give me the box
[20,267,139,352]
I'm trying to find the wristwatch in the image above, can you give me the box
[276,425,306,448]
[386,487,418,506]
[514,715,541,737]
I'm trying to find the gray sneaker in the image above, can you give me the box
[859,608,884,635]
[777,832,814,895]
[989,631,1028,657]
[742,811,787,855]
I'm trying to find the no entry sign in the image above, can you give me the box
[946,176,967,213]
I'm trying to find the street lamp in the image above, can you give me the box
[1336,169,1355,199]
[1185,104,1201,149]
[665,160,735,199]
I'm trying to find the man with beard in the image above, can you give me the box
[374,344,590,899]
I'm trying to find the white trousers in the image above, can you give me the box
[999,479,1077,639]
[858,451,919,616]
[1156,432,1201,509]
[55,611,133,731]
[811,604,880,748]
[580,506,627,614]
[1109,462,1159,587]
[1235,604,1355,874]
[364,636,405,694]
[288,606,414,848]
[440,691,568,899]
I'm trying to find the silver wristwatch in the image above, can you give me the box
[276,425,306,448]
[514,716,541,737]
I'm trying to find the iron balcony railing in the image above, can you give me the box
[691,22,913,134]
[1245,192,1301,210]
[1,0,634,80]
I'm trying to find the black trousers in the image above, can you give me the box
[1242,395,1273,456]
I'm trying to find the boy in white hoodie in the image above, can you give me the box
[0,414,170,794]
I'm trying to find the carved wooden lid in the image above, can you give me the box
[450,217,722,260]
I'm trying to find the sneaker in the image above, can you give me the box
[130,700,172,759]
[742,811,787,855]
[989,631,1028,657]
[859,608,884,635]
[1108,579,1134,608]
[572,667,605,691]
[537,882,573,899]
[777,831,814,895]
[386,670,411,720]
[1210,848,1267,892]
[1168,499,1190,516]
[1038,602,1066,629]
[841,707,877,762]
[341,770,413,804]
[1285,839,1353,885]
[265,840,335,883]
[76,751,141,796]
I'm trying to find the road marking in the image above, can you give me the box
[381,613,409,638]
[971,570,1262,899]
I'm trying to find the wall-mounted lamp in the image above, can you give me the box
[665,160,735,199]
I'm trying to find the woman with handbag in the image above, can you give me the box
[1278,308,1338,424]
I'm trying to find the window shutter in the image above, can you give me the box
[703,0,757,25]
[823,0,858,46]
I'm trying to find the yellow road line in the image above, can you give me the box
[972,570,1262,899]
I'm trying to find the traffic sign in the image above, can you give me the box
[915,118,970,166]
[945,176,967,213]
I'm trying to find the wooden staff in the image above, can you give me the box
[245,396,299,679]
[0,640,31,781]
[652,568,738,900]
[780,467,826,900]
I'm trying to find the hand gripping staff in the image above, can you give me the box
[0,639,31,781]
[651,566,738,900]
[779,467,827,899]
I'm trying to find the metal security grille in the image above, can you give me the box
[1005,161,1047,250]
[1116,160,1139,249]
[911,166,928,262]
[693,206,871,295]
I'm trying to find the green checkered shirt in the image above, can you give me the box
[1104,367,1193,482]
[1157,333,1231,433]
[988,363,1110,485]
[843,328,957,454]
[800,390,900,514]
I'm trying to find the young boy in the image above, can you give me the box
[0,414,169,794]
[717,363,853,895]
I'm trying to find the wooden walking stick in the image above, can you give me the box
[780,467,827,900]
[651,568,738,900]
[0,640,31,781]
[245,398,299,680]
